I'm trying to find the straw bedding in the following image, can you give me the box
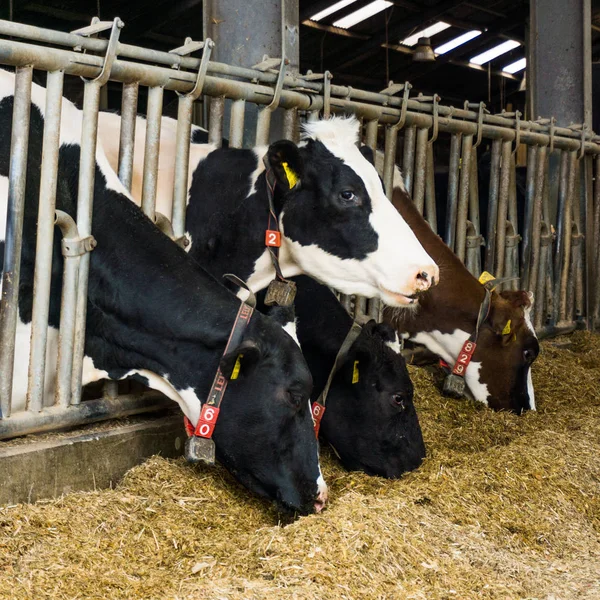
[1,332,599,599]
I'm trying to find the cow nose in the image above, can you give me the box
[314,477,328,513]
[413,264,439,291]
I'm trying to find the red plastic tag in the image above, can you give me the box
[195,404,221,438]
[311,402,326,437]
[183,416,195,437]
[452,340,476,376]
[265,230,281,247]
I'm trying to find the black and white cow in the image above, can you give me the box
[97,112,439,306]
[0,69,327,514]
[257,275,426,477]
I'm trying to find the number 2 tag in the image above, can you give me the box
[265,230,281,247]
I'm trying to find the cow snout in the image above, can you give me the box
[413,263,439,291]
[314,476,328,513]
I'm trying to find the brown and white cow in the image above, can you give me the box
[385,187,540,414]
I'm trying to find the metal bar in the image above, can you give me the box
[54,210,81,408]
[425,144,437,232]
[559,151,577,323]
[484,139,501,272]
[494,140,512,277]
[594,156,600,324]
[282,108,298,142]
[229,99,246,148]
[26,69,65,413]
[412,127,428,214]
[0,65,33,419]
[402,126,416,196]
[534,224,550,330]
[70,81,102,406]
[445,133,462,250]
[117,82,139,192]
[172,94,194,236]
[553,151,569,299]
[140,85,164,221]
[0,391,172,440]
[455,134,473,263]
[528,144,547,303]
[208,97,225,148]
[468,145,480,235]
[365,119,378,152]
[383,125,398,199]
[521,145,538,289]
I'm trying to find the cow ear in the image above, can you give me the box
[267,140,304,191]
[220,340,262,380]
[359,145,375,165]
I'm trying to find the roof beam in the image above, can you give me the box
[302,20,370,39]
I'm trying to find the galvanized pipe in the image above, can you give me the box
[0,65,32,419]
[559,152,578,323]
[365,119,378,152]
[528,144,547,302]
[208,97,225,148]
[140,86,164,221]
[572,227,584,321]
[494,140,512,277]
[229,99,246,148]
[465,221,481,277]
[521,145,538,289]
[71,81,102,405]
[255,109,272,146]
[504,221,520,290]
[412,127,428,214]
[54,210,81,408]
[445,133,462,250]
[425,144,437,232]
[594,156,600,323]
[282,108,298,142]
[534,223,551,329]
[455,134,474,263]
[402,126,416,196]
[26,69,65,413]
[117,81,139,192]
[484,139,501,272]
[383,125,399,199]
[468,146,480,235]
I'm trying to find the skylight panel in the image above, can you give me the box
[470,40,521,65]
[401,21,451,47]
[434,30,482,55]
[333,0,393,29]
[502,57,526,74]
[310,0,359,22]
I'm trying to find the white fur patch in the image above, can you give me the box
[385,333,403,355]
[282,319,300,347]
[523,297,537,411]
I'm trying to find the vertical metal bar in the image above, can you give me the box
[340,294,352,314]
[54,212,81,408]
[402,126,416,196]
[26,70,65,413]
[425,144,437,232]
[508,155,518,233]
[465,222,481,277]
[368,298,381,322]
[255,109,272,146]
[412,127,428,214]
[141,86,164,221]
[117,82,139,192]
[229,99,246,148]
[593,156,600,324]
[534,224,550,329]
[494,140,512,277]
[365,119,378,152]
[445,133,462,251]
[208,97,225,148]
[71,82,102,405]
[468,146,480,235]
[484,139,501,271]
[282,108,298,142]
[559,151,577,323]
[0,66,33,419]
[172,94,194,238]
[455,134,474,263]
[528,144,547,303]
[355,296,367,320]
[521,145,538,289]
[383,125,398,199]
[584,154,594,329]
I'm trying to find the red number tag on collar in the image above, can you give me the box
[311,402,326,437]
[265,230,281,247]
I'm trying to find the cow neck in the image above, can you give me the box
[390,189,484,334]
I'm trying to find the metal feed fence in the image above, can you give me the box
[0,17,599,440]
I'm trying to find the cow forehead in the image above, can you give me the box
[302,117,385,203]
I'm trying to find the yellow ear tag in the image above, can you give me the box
[478,271,496,285]
[231,354,243,380]
[352,360,360,384]
[502,320,512,336]
[281,161,298,189]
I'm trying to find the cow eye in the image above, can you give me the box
[523,348,536,364]
[339,190,360,205]
[391,393,407,410]
[287,391,304,407]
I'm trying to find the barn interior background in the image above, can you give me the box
[0,1,599,598]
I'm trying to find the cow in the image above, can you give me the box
[97,112,439,306]
[257,275,426,477]
[0,69,327,514]
[385,186,540,414]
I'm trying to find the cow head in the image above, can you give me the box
[464,290,540,413]
[266,116,439,307]
[209,312,327,514]
[320,320,426,477]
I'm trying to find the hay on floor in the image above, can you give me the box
[1,332,599,599]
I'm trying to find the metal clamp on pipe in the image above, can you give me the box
[465,102,488,150]
[172,37,214,100]
[72,17,123,86]
[56,210,97,257]
[254,55,289,145]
